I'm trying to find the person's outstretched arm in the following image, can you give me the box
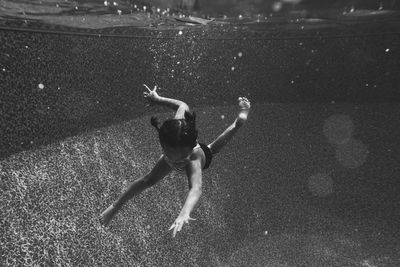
[143,84,189,119]
[169,159,202,237]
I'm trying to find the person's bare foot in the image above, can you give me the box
[236,97,251,127]
[100,204,118,227]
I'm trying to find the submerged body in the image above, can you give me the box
[100,84,250,237]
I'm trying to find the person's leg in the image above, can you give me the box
[100,156,172,226]
[208,97,250,155]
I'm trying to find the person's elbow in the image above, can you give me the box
[179,103,190,112]
[191,185,202,196]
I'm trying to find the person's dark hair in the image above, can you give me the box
[151,111,198,148]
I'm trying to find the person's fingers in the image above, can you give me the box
[153,85,157,91]
[173,226,178,237]
[143,84,151,92]
[178,222,183,232]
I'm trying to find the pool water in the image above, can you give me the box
[1,1,400,266]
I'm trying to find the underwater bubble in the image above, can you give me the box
[221,115,225,119]
[38,83,44,90]
[117,10,122,15]
[335,139,368,169]
[385,48,390,52]
[178,30,183,35]
[143,6,147,11]
[75,6,78,10]
[308,173,333,197]
[231,67,235,71]
[157,8,160,13]
[104,1,108,6]
[2,68,5,72]
[238,14,243,19]
[323,114,354,145]
[238,52,243,57]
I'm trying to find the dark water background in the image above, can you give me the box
[1,1,400,266]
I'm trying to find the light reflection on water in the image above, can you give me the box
[0,0,399,31]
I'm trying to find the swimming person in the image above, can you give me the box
[100,84,251,237]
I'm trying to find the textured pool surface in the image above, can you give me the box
[1,10,400,266]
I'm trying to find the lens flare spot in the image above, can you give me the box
[308,173,333,197]
[335,139,368,169]
[272,2,283,12]
[323,114,354,145]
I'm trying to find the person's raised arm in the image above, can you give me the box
[143,84,189,119]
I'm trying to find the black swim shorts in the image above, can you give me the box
[199,143,212,170]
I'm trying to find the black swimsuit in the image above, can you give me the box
[164,142,213,172]
[199,143,212,170]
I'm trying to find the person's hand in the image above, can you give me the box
[143,84,160,106]
[169,214,196,237]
